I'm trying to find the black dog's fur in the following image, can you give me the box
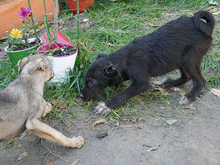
[81,10,215,115]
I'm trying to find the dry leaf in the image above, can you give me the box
[162,91,169,95]
[210,88,220,97]
[57,100,67,109]
[186,111,194,115]
[82,18,89,23]
[184,104,195,110]
[46,161,55,165]
[80,64,84,69]
[160,106,172,109]
[151,87,163,92]
[97,132,108,138]
[213,11,220,16]
[147,144,163,152]
[206,6,216,11]
[148,22,158,27]
[116,29,124,33]
[91,47,98,51]
[151,87,169,96]
[166,119,178,125]
[174,87,186,95]
[119,124,142,129]
[184,106,192,109]
[49,98,57,106]
[81,23,91,31]
[85,55,91,61]
[16,152,27,161]
[107,43,114,47]
[75,98,84,106]
[92,118,107,127]
[49,99,67,109]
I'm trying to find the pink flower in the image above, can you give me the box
[17,7,32,20]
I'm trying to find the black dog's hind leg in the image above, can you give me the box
[162,67,191,88]
[93,79,150,115]
[179,65,205,104]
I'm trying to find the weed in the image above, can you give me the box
[1,139,15,150]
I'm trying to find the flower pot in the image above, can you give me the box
[66,0,94,14]
[40,31,72,45]
[37,43,78,83]
[5,44,38,66]
[0,0,58,40]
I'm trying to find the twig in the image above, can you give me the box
[72,158,81,165]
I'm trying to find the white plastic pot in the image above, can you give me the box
[38,43,78,83]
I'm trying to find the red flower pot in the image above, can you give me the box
[66,0,94,14]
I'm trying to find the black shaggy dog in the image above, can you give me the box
[81,10,215,115]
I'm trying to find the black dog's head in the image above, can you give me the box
[81,53,120,101]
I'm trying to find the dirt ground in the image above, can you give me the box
[1,8,220,165]
[1,86,220,165]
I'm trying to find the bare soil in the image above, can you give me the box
[0,9,220,165]
[1,87,220,165]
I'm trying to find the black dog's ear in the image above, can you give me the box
[104,62,118,77]
[97,53,106,59]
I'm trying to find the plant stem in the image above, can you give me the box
[43,0,52,46]
[27,0,39,42]
[77,0,80,39]
[53,0,58,43]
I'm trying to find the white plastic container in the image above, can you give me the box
[38,43,78,83]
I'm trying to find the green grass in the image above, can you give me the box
[0,0,219,123]
[148,0,211,9]
[202,30,220,86]
[0,60,17,90]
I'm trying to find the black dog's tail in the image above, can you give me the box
[193,10,215,38]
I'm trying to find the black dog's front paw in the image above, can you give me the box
[93,102,111,115]
[178,95,189,105]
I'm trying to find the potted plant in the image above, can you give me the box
[33,0,78,84]
[3,0,78,83]
[3,7,39,66]
[37,37,78,84]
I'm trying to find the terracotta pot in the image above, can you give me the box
[66,0,94,14]
[0,0,59,40]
